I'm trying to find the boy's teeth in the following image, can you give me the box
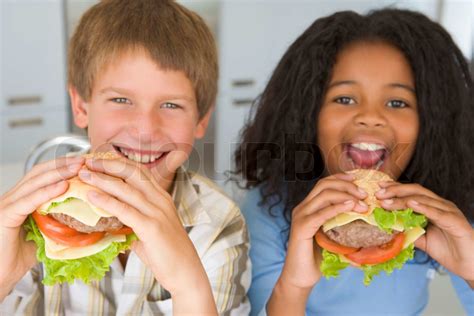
[351,142,385,151]
[117,147,162,163]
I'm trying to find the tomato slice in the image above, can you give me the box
[32,211,105,247]
[315,230,360,255]
[41,229,105,247]
[108,226,134,235]
[32,211,80,236]
[345,233,405,265]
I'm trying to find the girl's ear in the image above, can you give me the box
[69,86,89,129]
[195,106,214,139]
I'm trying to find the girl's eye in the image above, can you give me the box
[334,97,356,105]
[111,98,130,104]
[161,102,180,109]
[387,100,408,108]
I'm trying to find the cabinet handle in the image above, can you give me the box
[8,95,42,106]
[9,117,44,128]
[233,98,254,107]
[232,79,255,87]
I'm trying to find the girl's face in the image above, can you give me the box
[318,41,419,179]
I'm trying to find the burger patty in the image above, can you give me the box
[51,213,123,233]
[325,220,395,248]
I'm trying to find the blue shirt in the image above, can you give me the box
[240,187,474,316]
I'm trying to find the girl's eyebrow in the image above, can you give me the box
[327,81,415,94]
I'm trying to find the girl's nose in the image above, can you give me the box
[354,105,387,128]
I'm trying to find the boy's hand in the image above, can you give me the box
[0,156,84,298]
[268,173,367,315]
[79,156,217,313]
[376,182,474,282]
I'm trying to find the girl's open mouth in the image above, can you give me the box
[343,143,388,170]
[113,145,169,168]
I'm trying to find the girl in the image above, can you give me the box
[235,8,474,316]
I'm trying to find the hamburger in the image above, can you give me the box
[315,169,427,285]
[23,152,136,285]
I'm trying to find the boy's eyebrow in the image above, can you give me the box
[98,87,195,101]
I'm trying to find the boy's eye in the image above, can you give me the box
[161,102,180,109]
[387,100,408,108]
[334,97,355,105]
[111,97,130,104]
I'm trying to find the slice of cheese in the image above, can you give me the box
[43,198,103,227]
[41,232,126,260]
[322,212,405,232]
[37,177,113,222]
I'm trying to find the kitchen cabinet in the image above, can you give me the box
[1,0,68,164]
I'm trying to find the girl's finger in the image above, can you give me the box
[305,177,367,203]
[302,200,357,232]
[375,183,441,201]
[85,157,173,207]
[406,200,470,234]
[3,163,83,206]
[86,190,147,232]
[1,181,69,227]
[414,234,427,252]
[78,169,158,218]
[297,189,367,217]
[381,195,458,214]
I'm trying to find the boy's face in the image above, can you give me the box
[70,49,211,191]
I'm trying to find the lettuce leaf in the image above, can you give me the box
[321,249,349,278]
[320,245,415,286]
[24,216,137,286]
[373,207,427,234]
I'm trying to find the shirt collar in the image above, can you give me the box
[171,167,211,227]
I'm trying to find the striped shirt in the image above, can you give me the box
[1,168,251,315]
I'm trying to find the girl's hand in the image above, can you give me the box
[0,156,84,299]
[268,173,368,315]
[376,182,474,281]
[79,156,217,314]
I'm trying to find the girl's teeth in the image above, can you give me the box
[351,142,385,151]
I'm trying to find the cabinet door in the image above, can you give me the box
[1,0,67,112]
[0,109,68,164]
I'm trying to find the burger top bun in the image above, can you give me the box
[37,152,121,219]
[347,169,394,214]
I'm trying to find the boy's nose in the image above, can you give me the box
[129,111,163,139]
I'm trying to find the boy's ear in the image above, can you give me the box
[195,106,214,139]
[69,86,89,129]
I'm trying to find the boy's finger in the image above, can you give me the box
[85,157,173,207]
[3,163,82,206]
[1,181,68,228]
[13,156,84,190]
[79,169,157,218]
[86,190,146,232]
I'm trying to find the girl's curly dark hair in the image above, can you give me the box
[234,8,474,222]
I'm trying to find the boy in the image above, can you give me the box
[0,0,250,314]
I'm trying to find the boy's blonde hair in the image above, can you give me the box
[68,0,217,118]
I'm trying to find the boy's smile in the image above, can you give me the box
[318,41,419,179]
[70,48,211,191]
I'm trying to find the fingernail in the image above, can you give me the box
[409,200,419,205]
[358,201,368,209]
[68,163,82,172]
[79,170,91,180]
[88,190,99,198]
[383,199,393,205]
[358,188,367,196]
[344,200,354,205]
[377,189,386,195]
